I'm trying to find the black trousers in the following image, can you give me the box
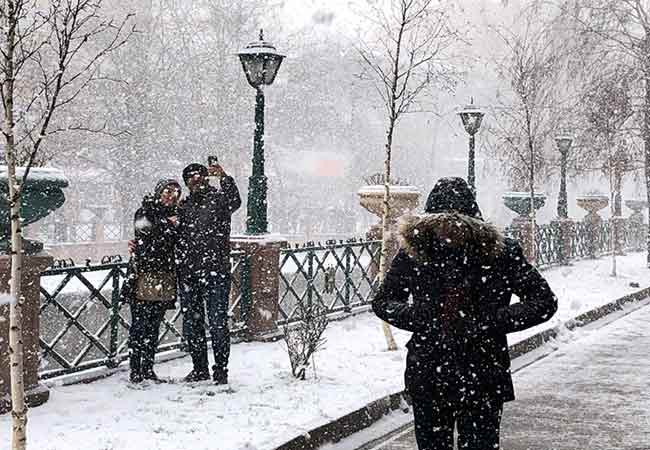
[129,302,165,375]
[411,396,503,450]
[180,273,231,375]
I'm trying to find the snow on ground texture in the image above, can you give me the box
[1,252,648,450]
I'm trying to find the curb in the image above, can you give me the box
[273,286,650,450]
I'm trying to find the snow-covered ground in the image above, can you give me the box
[2,252,648,450]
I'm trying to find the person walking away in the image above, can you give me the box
[372,177,558,450]
[122,179,181,383]
[177,162,241,384]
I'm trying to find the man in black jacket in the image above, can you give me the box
[177,163,242,383]
[372,177,557,450]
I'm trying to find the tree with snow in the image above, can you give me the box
[0,1,133,448]
[357,0,463,350]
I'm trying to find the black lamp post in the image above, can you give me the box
[458,98,485,193]
[238,30,285,235]
[555,134,573,219]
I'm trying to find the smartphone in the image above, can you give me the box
[207,155,221,189]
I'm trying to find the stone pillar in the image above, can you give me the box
[625,200,647,251]
[231,236,287,340]
[0,253,52,414]
[511,217,535,263]
[551,218,575,264]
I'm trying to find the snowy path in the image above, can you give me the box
[357,301,650,450]
[1,252,649,450]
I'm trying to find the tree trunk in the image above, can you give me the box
[376,9,408,352]
[642,67,650,267]
[3,1,28,448]
[378,116,398,352]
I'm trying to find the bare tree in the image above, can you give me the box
[358,0,462,350]
[580,63,637,275]
[560,0,650,265]
[488,8,569,263]
[0,2,133,448]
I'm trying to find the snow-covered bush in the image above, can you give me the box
[282,300,329,380]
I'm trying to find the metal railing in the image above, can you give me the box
[278,239,381,324]
[38,251,251,379]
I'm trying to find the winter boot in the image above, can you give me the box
[184,368,210,382]
[212,367,228,385]
[142,368,161,382]
[129,353,143,383]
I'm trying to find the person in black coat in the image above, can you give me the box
[123,179,181,383]
[372,177,558,450]
[176,163,241,383]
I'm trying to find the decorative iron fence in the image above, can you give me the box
[38,251,251,379]
[506,219,643,267]
[278,239,381,324]
[534,222,562,267]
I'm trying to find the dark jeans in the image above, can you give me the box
[129,302,165,375]
[180,272,231,374]
[412,396,503,450]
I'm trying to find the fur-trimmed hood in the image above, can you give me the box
[398,212,505,262]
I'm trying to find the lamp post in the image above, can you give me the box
[555,134,573,219]
[238,30,285,235]
[458,98,485,193]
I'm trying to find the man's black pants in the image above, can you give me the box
[180,272,231,375]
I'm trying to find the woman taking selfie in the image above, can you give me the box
[122,179,181,383]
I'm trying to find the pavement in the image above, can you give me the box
[363,303,650,450]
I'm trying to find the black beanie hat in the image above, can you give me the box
[182,163,208,185]
[424,177,483,219]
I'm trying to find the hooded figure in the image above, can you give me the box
[122,179,181,383]
[372,177,557,450]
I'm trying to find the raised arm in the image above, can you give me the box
[221,175,242,214]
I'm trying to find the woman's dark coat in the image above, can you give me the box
[121,180,179,309]
[372,178,557,405]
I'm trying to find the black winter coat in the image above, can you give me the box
[176,176,241,277]
[120,195,178,309]
[372,212,557,405]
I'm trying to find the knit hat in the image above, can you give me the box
[182,163,208,186]
[154,178,181,197]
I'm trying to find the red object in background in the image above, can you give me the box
[313,159,345,177]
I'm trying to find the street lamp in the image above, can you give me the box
[238,30,285,235]
[458,98,485,193]
[555,134,573,219]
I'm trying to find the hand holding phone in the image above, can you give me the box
[208,155,226,178]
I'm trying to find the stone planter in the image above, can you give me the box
[576,194,608,224]
[0,167,69,254]
[625,199,647,224]
[502,191,546,263]
[503,191,547,221]
[358,184,420,269]
[577,194,609,258]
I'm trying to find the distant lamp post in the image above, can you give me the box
[458,98,485,193]
[555,134,573,219]
[238,29,285,235]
